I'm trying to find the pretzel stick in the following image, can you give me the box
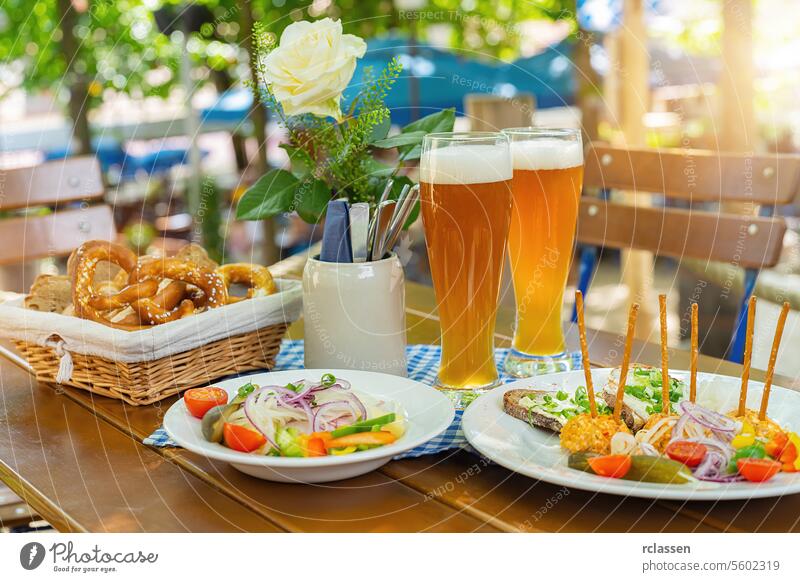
[575,291,596,417]
[690,302,698,403]
[659,295,669,414]
[737,296,757,416]
[758,301,791,421]
[613,302,640,422]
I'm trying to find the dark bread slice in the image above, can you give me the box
[600,364,654,431]
[503,389,565,434]
[599,390,645,431]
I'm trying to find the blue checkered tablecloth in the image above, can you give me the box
[144,340,581,459]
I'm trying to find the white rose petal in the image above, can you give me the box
[263,18,367,121]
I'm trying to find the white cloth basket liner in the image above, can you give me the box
[0,278,302,365]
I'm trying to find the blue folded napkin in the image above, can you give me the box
[319,200,353,263]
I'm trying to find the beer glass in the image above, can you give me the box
[419,132,513,404]
[502,128,584,377]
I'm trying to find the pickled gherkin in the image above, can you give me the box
[569,453,694,484]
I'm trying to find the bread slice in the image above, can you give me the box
[24,274,72,313]
[600,391,645,432]
[503,389,566,434]
[600,364,656,431]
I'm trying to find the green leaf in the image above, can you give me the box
[403,199,420,230]
[403,108,457,134]
[295,178,331,224]
[368,114,391,143]
[236,169,299,220]
[387,175,414,201]
[372,131,427,149]
[280,145,314,178]
[387,175,420,229]
[363,158,394,178]
[398,108,456,161]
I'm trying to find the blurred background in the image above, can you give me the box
[1,0,800,380]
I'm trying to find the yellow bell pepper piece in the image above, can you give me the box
[788,433,800,471]
[330,446,358,456]
[732,421,756,449]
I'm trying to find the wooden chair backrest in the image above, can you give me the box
[0,157,114,266]
[578,143,800,269]
[464,93,536,132]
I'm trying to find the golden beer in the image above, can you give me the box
[503,129,584,376]
[420,134,513,398]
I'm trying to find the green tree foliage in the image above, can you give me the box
[0,1,180,103]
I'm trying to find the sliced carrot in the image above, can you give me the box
[309,431,332,443]
[305,437,327,457]
[325,431,396,449]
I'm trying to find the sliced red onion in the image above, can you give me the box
[339,391,366,420]
[679,401,737,434]
[284,381,317,403]
[313,400,357,431]
[693,450,724,480]
[671,414,689,441]
[694,451,744,483]
[326,378,351,390]
[258,385,298,399]
[244,391,278,450]
[295,397,314,432]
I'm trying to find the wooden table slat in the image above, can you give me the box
[0,363,284,532]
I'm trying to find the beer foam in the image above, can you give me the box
[511,139,583,170]
[420,144,512,184]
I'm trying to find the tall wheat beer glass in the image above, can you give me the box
[420,132,513,404]
[502,128,583,377]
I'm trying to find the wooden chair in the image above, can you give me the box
[574,142,800,362]
[464,93,536,132]
[0,156,113,526]
[0,157,114,278]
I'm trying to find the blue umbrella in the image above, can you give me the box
[346,35,576,125]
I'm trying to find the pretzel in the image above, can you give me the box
[87,279,160,311]
[217,263,276,304]
[71,241,151,330]
[575,291,597,417]
[129,258,228,324]
[690,302,698,403]
[659,294,670,413]
[613,302,640,422]
[758,301,791,420]
[737,296,757,416]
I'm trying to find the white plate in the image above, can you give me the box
[463,369,800,500]
[164,369,454,483]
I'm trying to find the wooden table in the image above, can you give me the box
[2,280,800,533]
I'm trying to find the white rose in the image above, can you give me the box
[263,18,367,121]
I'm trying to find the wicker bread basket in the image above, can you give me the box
[1,279,302,406]
[14,323,288,405]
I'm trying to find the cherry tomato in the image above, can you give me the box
[184,387,228,419]
[587,454,632,478]
[737,458,781,483]
[223,423,266,453]
[665,440,708,467]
